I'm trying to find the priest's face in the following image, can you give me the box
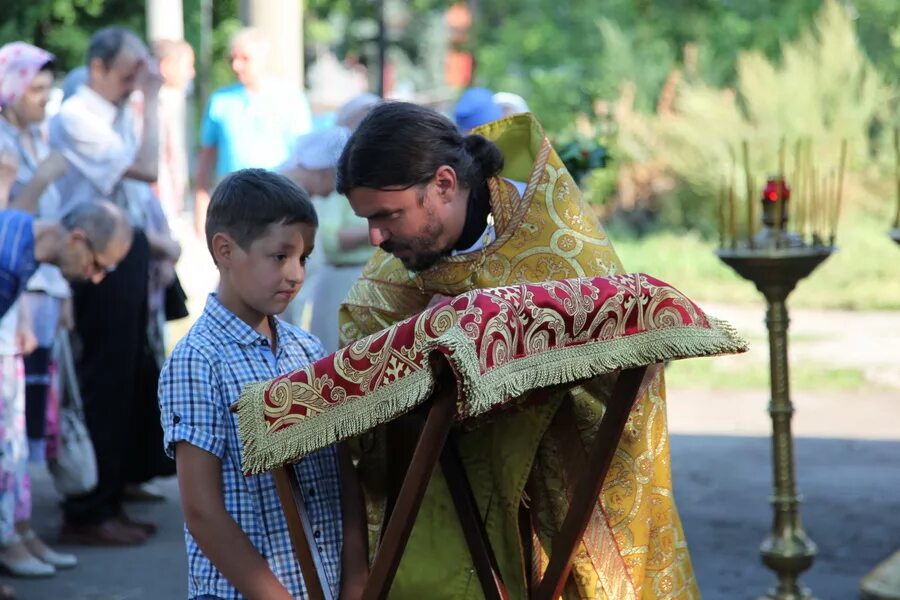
[347,167,466,272]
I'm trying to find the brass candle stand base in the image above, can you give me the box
[716,244,835,600]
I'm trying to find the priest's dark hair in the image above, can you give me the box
[336,101,503,198]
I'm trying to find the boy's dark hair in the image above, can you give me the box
[205,168,318,259]
[336,101,503,196]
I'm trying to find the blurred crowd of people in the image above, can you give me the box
[0,20,529,599]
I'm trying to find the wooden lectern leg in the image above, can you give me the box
[273,465,334,600]
[441,433,510,600]
[362,379,458,600]
[337,442,369,597]
[382,408,421,538]
[533,365,657,600]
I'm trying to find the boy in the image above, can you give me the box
[158,168,342,599]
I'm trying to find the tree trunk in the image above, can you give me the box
[146,0,185,42]
[242,0,305,90]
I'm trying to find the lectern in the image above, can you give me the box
[236,273,748,599]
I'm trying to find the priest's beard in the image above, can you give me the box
[380,214,450,272]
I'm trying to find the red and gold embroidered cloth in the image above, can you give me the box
[236,273,745,475]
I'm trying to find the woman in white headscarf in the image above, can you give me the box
[280,125,374,352]
[493,91,530,117]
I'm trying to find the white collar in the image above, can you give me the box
[451,214,496,257]
[449,178,524,257]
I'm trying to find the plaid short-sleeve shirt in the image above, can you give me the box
[158,294,342,599]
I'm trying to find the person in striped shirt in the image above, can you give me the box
[0,200,132,318]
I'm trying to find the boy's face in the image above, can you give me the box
[218,222,316,319]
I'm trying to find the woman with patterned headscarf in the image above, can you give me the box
[0,41,78,592]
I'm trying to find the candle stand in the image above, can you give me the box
[717,137,846,598]
[716,244,833,600]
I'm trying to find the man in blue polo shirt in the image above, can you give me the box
[0,201,132,318]
[192,27,312,235]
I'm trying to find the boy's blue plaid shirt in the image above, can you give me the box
[159,293,342,599]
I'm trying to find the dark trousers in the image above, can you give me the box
[125,341,175,485]
[63,230,151,525]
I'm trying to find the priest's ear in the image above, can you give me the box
[433,165,459,204]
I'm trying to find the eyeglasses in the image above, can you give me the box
[82,237,117,275]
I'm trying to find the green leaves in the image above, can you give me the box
[621,0,892,233]
[0,0,145,70]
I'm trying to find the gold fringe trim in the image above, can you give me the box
[237,317,747,475]
[236,369,435,475]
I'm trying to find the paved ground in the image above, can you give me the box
[13,473,187,600]
[674,435,900,600]
[7,304,899,600]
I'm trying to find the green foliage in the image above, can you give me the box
[581,164,619,210]
[470,0,843,133]
[0,0,145,70]
[474,9,676,132]
[665,357,867,392]
[622,0,893,233]
[0,0,249,103]
[182,0,241,90]
[853,0,900,86]
[556,140,608,182]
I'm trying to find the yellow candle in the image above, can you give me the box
[806,139,815,243]
[797,157,807,242]
[776,136,786,239]
[834,139,847,244]
[827,169,837,245]
[811,165,820,243]
[728,172,737,248]
[822,172,830,244]
[718,180,726,248]
[823,174,830,243]
[790,139,802,235]
[742,140,754,246]
[893,127,900,229]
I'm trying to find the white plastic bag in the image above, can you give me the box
[48,332,97,497]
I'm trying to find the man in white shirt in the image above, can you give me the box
[49,26,177,547]
[51,30,160,217]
